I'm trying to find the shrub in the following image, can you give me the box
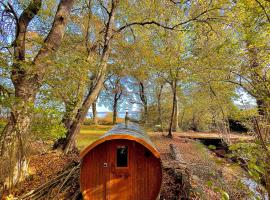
[83,118,94,125]
[30,107,66,140]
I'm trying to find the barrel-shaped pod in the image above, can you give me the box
[80,123,162,200]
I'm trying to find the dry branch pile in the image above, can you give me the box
[19,161,81,200]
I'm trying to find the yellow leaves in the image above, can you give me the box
[38,0,57,19]
[5,194,15,200]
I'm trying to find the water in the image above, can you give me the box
[87,111,140,119]
[242,177,269,200]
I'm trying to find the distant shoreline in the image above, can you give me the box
[87,111,140,119]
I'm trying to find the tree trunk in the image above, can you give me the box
[246,42,270,117]
[139,81,148,124]
[62,75,105,153]
[53,99,84,150]
[256,98,270,116]
[113,95,118,125]
[0,85,36,188]
[191,113,198,131]
[92,100,98,125]
[170,80,179,132]
[0,0,74,188]
[62,100,81,130]
[157,85,164,131]
[62,0,118,153]
[173,95,180,131]
[168,80,177,138]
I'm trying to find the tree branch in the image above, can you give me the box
[168,0,191,5]
[34,0,75,82]
[117,7,221,32]
[98,0,110,15]
[12,0,42,60]
[0,85,12,96]
[255,0,270,23]
[7,3,18,24]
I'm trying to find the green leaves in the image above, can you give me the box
[207,180,230,200]
[229,141,269,184]
[30,106,66,140]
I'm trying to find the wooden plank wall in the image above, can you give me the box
[80,139,162,200]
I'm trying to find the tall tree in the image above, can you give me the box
[0,0,75,187]
[62,0,119,153]
[228,1,270,116]
[99,75,124,124]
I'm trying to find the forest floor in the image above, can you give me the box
[151,132,264,200]
[6,125,266,200]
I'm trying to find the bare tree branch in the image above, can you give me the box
[7,3,18,24]
[117,7,221,32]
[168,0,191,5]
[98,0,110,15]
[0,2,19,26]
[255,0,270,23]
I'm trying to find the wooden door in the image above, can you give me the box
[107,140,133,200]
[106,140,162,200]
[80,142,110,200]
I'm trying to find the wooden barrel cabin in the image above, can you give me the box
[80,123,162,200]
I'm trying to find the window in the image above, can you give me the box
[116,146,128,167]
[144,150,151,158]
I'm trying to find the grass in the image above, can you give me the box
[76,124,113,150]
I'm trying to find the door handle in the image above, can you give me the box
[103,162,108,167]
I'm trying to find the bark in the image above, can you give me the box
[173,95,180,131]
[62,99,83,130]
[256,98,270,116]
[92,100,98,125]
[191,113,198,131]
[62,69,105,153]
[62,0,119,153]
[168,80,177,138]
[246,42,270,117]
[157,85,164,131]
[0,96,33,188]
[0,0,74,188]
[253,117,270,198]
[91,87,100,126]
[139,81,148,124]
[53,99,83,150]
[0,0,41,186]
[53,77,87,150]
[112,79,123,125]
[13,0,42,60]
[112,95,118,124]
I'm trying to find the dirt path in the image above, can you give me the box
[150,132,257,200]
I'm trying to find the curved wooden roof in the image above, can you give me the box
[80,123,160,159]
